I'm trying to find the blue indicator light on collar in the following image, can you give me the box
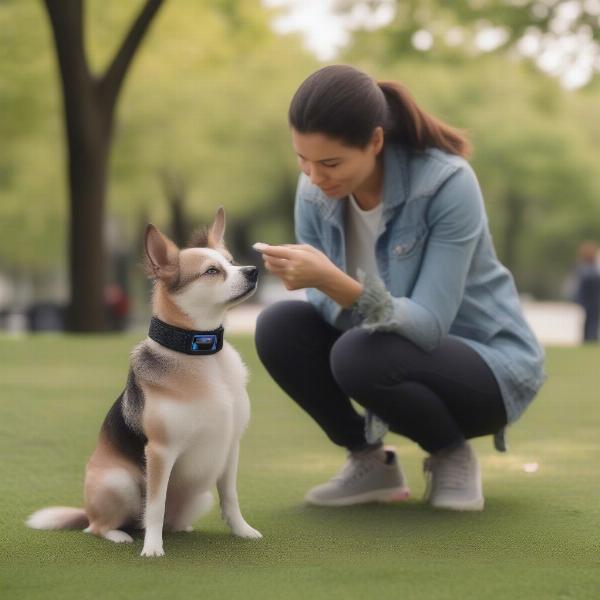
[191,334,218,352]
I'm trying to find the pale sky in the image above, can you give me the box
[262,0,598,89]
[263,0,395,60]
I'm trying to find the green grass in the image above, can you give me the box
[1,333,600,599]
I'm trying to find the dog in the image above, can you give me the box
[26,207,262,556]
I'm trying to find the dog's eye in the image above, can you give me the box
[204,267,220,276]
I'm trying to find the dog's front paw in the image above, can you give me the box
[232,523,263,539]
[141,543,165,557]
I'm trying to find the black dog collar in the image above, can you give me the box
[148,316,224,356]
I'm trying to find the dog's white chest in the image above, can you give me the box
[141,341,250,448]
[159,396,229,439]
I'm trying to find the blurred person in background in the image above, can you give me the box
[104,283,130,332]
[574,241,600,343]
[254,65,545,512]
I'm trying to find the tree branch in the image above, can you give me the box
[43,0,91,97]
[98,0,165,113]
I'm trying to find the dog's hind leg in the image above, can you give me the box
[217,441,262,539]
[84,467,142,544]
[84,527,134,543]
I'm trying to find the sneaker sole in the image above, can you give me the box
[430,497,484,511]
[304,486,411,507]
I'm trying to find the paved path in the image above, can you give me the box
[520,300,583,346]
[228,292,586,347]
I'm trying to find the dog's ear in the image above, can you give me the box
[207,206,226,249]
[144,224,179,280]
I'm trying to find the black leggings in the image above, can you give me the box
[254,301,507,455]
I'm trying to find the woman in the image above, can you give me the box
[254,65,545,511]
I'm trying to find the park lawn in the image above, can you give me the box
[1,332,599,600]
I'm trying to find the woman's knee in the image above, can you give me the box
[254,300,321,366]
[330,328,419,398]
[330,328,384,397]
[255,301,303,358]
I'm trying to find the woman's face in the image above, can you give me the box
[291,128,383,199]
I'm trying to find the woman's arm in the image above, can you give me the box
[355,164,485,351]
[292,176,353,324]
[318,270,363,308]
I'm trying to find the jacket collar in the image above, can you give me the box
[320,143,409,228]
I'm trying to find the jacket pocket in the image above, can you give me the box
[390,225,427,261]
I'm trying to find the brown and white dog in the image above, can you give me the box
[26,207,262,557]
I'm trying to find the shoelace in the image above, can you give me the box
[332,454,380,487]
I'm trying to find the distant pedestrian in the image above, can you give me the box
[104,283,130,331]
[574,241,600,343]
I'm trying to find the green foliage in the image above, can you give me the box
[2,0,600,299]
[340,0,600,64]
[0,1,66,270]
[0,0,315,272]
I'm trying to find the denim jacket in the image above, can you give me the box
[294,143,546,449]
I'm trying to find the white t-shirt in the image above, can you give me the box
[345,193,382,279]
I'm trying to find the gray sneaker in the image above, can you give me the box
[423,441,484,511]
[304,447,410,506]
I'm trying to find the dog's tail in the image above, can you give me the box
[26,507,89,530]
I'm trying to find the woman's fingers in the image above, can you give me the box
[254,242,322,290]
[253,243,296,259]
[263,256,289,269]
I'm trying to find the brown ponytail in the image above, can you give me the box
[378,81,472,158]
[289,65,471,158]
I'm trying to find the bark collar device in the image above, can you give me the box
[148,316,224,355]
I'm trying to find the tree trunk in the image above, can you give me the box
[68,126,111,330]
[43,0,164,331]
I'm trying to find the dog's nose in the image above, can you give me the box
[241,266,258,283]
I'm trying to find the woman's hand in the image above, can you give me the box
[253,242,364,308]
[254,243,338,291]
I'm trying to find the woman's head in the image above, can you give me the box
[289,65,388,149]
[288,66,471,192]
